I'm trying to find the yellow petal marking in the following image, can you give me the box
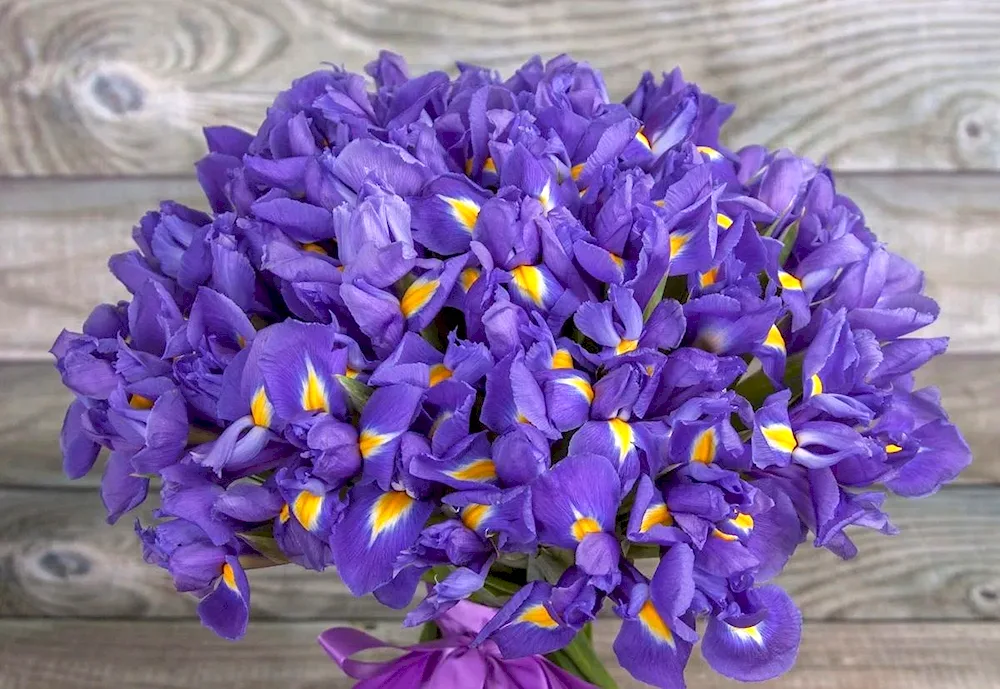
[279,503,290,524]
[609,253,624,269]
[638,600,675,646]
[538,181,554,212]
[762,424,798,453]
[250,385,273,428]
[571,516,602,542]
[763,325,786,352]
[359,430,396,460]
[559,376,594,403]
[510,265,547,306]
[716,213,734,230]
[439,195,480,232]
[777,271,803,291]
[221,563,238,591]
[448,459,497,482]
[292,490,324,532]
[570,163,585,180]
[730,512,755,532]
[691,427,717,464]
[461,503,491,530]
[635,128,652,150]
[810,373,824,397]
[616,338,639,355]
[731,623,764,645]
[301,360,330,413]
[640,504,674,532]
[429,363,452,387]
[712,528,740,542]
[551,349,574,369]
[370,491,415,538]
[670,232,690,258]
[518,604,559,629]
[129,394,155,410]
[400,278,440,319]
[460,267,480,292]
[429,411,452,440]
[345,367,360,379]
[699,266,720,288]
[886,443,903,454]
[302,243,328,255]
[609,418,634,461]
[696,145,722,160]
[483,157,497,174]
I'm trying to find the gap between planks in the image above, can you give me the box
[2,172,998,358]
[2,0,1000,175]
[1,618,999,689]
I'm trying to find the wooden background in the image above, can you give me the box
[1,0,999,687]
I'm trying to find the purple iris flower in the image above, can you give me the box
[52,50,971,689]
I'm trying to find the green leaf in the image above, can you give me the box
[527,547,575,584]
[547,628,619,689]
[468,588,510,609]
[236,533,289,565]
[482,573,522,597]
[759,217,780,238]
[734,351,805,409]
[777,218,801,267]
[418,622,441,643]
[642,274,688,322]
[336,375,374,413]
[419,324,444,350]
[625,544,661,560]
[187,427,220,445]
[642,272,672,322]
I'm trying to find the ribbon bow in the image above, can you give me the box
[318,600,597,688]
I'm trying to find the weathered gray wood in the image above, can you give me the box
[1,173,997,359]
[836,174,1000,352]
[4,351,994,490]
[2,485,997,621]
[0,487,377,621]
[0,618,998,689]
[0,178,203,361]
[1,0,999,176]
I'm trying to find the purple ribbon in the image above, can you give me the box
[318,600,598,688]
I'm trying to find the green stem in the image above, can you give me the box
[418,621,441,643]
[548,626,619,689]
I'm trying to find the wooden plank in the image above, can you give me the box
[2,485,998,622]
[5,350,995,490]
[0,618,998,689]
[1,173,998,360]
[0,178,203,361]
[1,0,999,176]
[914,354,1000,487]
[0,487,379,621]
[836,174,1000,352]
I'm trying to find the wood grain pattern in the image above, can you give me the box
[0,487,375,621]
[2,173,997,360]
[836,174,1000,352]
[0,178,202,361]
[1,618,999,689]
[2,485,998,622]
[2,0,999,176]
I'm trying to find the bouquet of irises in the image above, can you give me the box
[52,52,971,688]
